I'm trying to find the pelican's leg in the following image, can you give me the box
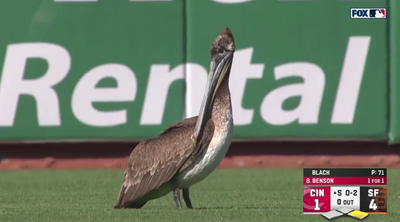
[173,188,183,209]
[182,188,193,209]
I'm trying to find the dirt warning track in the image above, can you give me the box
[0,141,399,170]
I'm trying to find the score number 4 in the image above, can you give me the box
[369,199,378,211]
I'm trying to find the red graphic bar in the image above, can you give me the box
[303,176,387,185]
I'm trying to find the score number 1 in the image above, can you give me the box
[314,199,320,211]
[303,187,329,213]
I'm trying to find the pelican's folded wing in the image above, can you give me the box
[115,117,214,208]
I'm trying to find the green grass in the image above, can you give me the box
[0,169,398,222]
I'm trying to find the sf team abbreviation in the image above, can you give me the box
[303,168,387,218]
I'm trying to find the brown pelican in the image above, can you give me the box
[115,28,235,209]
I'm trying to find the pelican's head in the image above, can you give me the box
[192,28,235,145]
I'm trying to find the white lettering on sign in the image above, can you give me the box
[140,64,185,125]
[72,64,137,127]
[230,48,264,125]
[0,36,371,128]
[185,63,209,119]
[0,43,70,126]
[260,62,325,125]
[331,36,370,124]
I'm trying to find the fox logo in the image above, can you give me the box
[351,8,386,19]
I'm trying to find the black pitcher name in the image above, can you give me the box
[312,170,330,176]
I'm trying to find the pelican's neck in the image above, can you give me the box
[211,76,232,130]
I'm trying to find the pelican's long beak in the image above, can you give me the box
[192,51,233,145]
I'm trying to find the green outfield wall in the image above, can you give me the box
[0,0,398,143]
[390,0,400,144]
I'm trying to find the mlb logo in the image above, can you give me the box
[351,8,386,19]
